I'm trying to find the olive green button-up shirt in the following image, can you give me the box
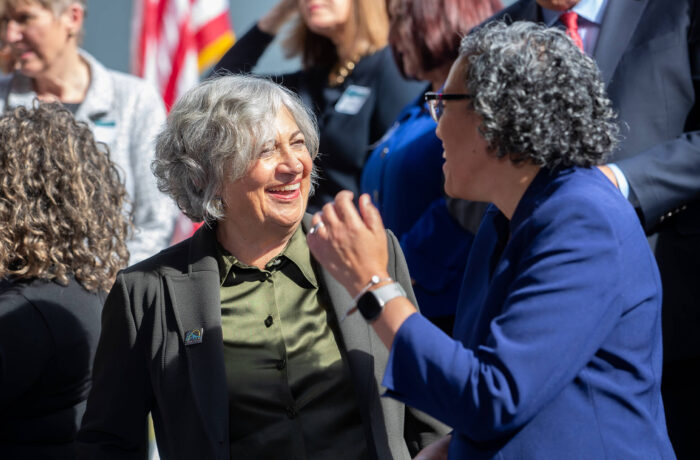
[216,227,367,460]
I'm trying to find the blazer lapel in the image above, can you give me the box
[164,226,228,446]
[301,215,376,405]
[593,0,649,85]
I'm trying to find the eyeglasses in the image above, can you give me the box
[424,91,472,122]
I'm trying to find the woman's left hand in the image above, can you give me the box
[307,191,390,297]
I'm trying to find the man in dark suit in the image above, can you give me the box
[489,1,699,457]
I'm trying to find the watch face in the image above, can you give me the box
[357,291,383,322]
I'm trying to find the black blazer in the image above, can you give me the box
[492,0,700,362]
[77,216,448,460]
[0,277,104,460]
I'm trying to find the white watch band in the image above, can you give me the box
[370,282,407,307]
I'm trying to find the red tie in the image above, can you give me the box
[560,11,584,51]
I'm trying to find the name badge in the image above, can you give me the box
[335,85,371,115]
[92,119,117,145]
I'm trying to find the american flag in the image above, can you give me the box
[131,0,235,110]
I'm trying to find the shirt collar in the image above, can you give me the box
[541,0,608,26]
[216,226,318,288]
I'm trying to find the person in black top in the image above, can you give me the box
[0,103,130,459]
[215,0,424,211]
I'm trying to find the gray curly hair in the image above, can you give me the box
[152,74,320,224]
[459,20,618,168]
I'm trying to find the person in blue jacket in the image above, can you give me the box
[307,21,676,459]
[361,0,501,332]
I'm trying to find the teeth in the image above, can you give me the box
[269,183,300,192]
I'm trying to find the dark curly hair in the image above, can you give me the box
[0,103,131,292]
[459,21,619,168]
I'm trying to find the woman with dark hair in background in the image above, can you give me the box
[214,0,423,211]
[362,0,502,331]
[0,103,130,459]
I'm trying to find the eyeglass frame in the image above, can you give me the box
[424,91,473,123]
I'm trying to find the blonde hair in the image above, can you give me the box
[284,0,389,68]
[0,103,130,292]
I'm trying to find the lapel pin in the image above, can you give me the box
[184,328,204,346]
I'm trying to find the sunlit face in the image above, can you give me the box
[535,0,580,11]
[0,1,78,78]
[221,108,313,234]
[298,0,353,38]
[435,56,496,202]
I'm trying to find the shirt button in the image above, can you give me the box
[285,406,297,419]
[380,147,389,158]
[264,315,273,327]
[276,359,286,370]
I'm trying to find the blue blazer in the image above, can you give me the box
[382,167,675,459]
[494,0,700,363]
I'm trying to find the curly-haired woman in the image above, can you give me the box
[0,103,130,459]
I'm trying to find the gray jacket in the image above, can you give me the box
[0,50,177,263]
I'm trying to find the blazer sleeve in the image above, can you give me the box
[385,230,452,451]
[615,5,700,228]
[212,24,303,90]
[381,197,631,442]
[77,273,152,459]
[213,24,274,75]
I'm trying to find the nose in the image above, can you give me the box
[277,147,305,176]
[435,117,443,141]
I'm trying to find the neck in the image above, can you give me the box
[216,219,296,269]
[33,48,90,103]
[491,161,541,220]
[330,16,369,63]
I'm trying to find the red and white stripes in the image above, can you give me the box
[131,0,235,110]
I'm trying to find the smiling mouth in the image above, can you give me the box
[267,182,302,200]
[268,182,300,193]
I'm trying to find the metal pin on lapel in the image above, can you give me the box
[184,328,204,346]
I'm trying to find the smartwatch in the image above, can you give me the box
[356,282,407,322]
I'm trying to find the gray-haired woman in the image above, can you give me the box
[77,74,447,460]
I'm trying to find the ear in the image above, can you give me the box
[60,3,84,38]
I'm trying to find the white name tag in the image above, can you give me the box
[335,85,371,115]
[92,119,117,145]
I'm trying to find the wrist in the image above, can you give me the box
[258,6,295,34]
[350,271,391,298]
